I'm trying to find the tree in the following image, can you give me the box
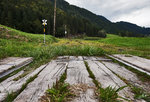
[53,0,56,36]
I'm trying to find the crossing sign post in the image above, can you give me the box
[42,19,47,44]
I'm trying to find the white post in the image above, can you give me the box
[44,31,45,44]
[65,25,67,37]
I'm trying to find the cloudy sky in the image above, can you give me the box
[65,0,150,27]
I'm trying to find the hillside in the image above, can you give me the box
[0,0,150,37]
[54,0,150,36]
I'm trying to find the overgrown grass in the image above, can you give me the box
[0,25,56,44]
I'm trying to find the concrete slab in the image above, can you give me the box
[102,61,150,92]
[83,56,111,61]
[66,57,98,102]
[14,59,68,102]
[0,57,33,78]
[0,64,47,102]
[1,56,148,101]
[113,54,150,72]
[87,60,134,101]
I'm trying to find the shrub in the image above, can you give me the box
[98,30,107,38]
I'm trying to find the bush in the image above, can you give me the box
[98,30,107,38]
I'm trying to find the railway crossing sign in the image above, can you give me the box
[42,19,47,26]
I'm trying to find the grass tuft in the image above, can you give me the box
[98,86,127,102]
[43,69,74,102]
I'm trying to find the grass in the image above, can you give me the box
[46,83,71,102]
[84,37,102,40]
[99,34,150,59]
[100,34,150,49]
[0,24,56,44]
[98,86,127,102]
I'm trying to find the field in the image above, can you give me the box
[99,34,150,58]
[1,25,150,59]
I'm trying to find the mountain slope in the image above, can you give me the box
[53,0,150,36]
[0,0,150,37]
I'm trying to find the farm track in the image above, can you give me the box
[0,56,150,102]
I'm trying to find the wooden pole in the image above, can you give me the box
[53,0,56,37]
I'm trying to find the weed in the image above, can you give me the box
[98,86,127,102]
[44,70,74,102]
[131,86,150,101]
[46,82,72,102]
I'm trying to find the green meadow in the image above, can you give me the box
[1,24,150,60]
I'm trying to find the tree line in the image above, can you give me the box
[0,0,107,37]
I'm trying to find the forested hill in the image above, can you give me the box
[53,0,150,36]
[0,0,150,37]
